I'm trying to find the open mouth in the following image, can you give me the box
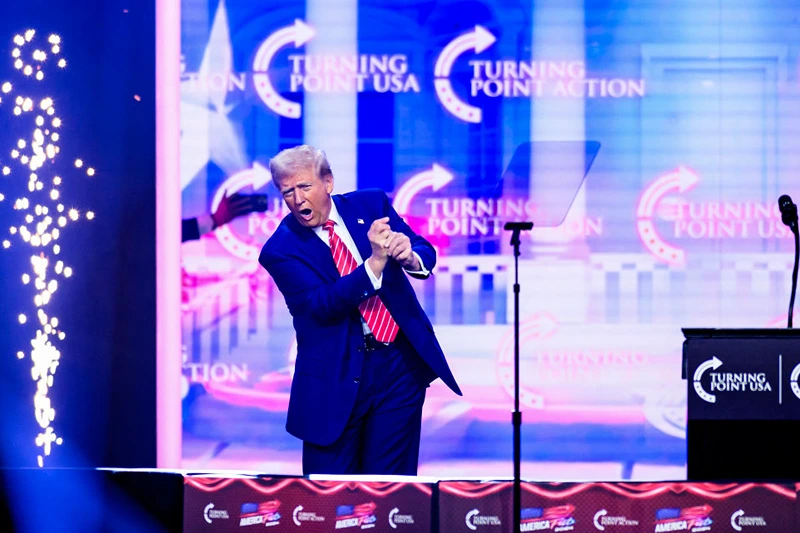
[299,208,313,220]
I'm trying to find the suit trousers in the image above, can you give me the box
[301,331,428,475]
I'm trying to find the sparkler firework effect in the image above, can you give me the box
[0,30,96,466]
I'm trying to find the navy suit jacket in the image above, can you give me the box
[259,189,461,446]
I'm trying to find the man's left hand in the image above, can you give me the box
[385,231,420,270]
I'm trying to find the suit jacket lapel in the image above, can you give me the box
[334,195,372,261]
[286,214,338,281]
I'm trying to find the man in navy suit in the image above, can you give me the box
[259,145,461,475]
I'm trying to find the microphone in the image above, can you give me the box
[778,194,800,328]
[779,194,798,233]
[503,221,533,250]
[503,222,534,231]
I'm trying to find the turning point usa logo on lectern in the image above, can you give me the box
[689,346,800,420]
[693,356,773,403]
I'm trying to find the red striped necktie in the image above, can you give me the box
[323,219,399,343]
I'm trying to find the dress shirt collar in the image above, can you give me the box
[313,198,344,239]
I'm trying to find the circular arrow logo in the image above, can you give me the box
[391,164,456,253]
[252,19,316,118]
[495,313,560,409]
[465,509,479,531]
[211,162,275,261]
[693,356,723,404]
[731,509,744,532]
[203,503,229,523]
[790,363,800,400]
[392,164,455,216]
[593,509,607,531]
[434,26,496,123]
[636,166,699,265]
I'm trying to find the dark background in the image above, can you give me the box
[0,0,157,469]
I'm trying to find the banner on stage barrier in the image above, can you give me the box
[183,476,432,532]
[176,0,800,476]
[438,481,797,532]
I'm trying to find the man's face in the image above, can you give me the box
[276,170,334,228]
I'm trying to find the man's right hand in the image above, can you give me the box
[366,217,391,277]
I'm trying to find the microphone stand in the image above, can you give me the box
[778,195,799,328]
[503,221,533,533]
[789,223,799,328]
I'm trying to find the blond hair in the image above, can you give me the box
[269,145,332,186]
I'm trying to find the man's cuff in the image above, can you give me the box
[403,251,430,277]
[365,258,383,289]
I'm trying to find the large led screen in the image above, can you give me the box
[178,0,800,479]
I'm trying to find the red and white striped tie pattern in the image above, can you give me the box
[324,219,399,343]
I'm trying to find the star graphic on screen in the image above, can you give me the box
[180,0,248,191]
